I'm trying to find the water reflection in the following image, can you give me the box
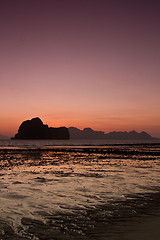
[0,145,160,239]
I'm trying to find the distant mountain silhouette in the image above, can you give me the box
[11,117,157,141]
[68,127,155,140]
[12,117,69,140]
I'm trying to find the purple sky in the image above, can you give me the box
[0,0,160,137]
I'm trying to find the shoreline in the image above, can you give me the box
[0,143,160,239]
[0,139,160,150]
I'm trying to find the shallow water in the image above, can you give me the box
[0,143,160,239]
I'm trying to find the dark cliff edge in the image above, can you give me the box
[68,127,158,140]
[12,117,69,140]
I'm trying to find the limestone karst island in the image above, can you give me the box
[11,117,156,141]
[12,117,70,140]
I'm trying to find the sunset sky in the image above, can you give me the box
[0,0,160,137]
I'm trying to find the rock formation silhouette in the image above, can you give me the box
[12,117,69,140]
[68,127,153,140]
[12,118,156,141]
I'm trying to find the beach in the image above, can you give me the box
[0,141,160,239]
[1,198,160,240]
[86,195,160,240]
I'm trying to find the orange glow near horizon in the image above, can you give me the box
[1,110,159,138]
[0,1,160,138]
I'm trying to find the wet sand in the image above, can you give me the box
[0,144,160,239]
[122,214,160,240]
[1,211,160,239]
[91,212,160,240]
[83,191,160,240]
[85,190,160,240]
[1,191,160,240]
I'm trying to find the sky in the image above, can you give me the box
[0,0,160,137]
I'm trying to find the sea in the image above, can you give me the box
[0,139,160,240]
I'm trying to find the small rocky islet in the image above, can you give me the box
[12,117,69,140]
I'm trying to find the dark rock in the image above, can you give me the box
[12,117,70,140]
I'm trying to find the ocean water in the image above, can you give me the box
[0,139,160,239]
[0,138,160,148]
